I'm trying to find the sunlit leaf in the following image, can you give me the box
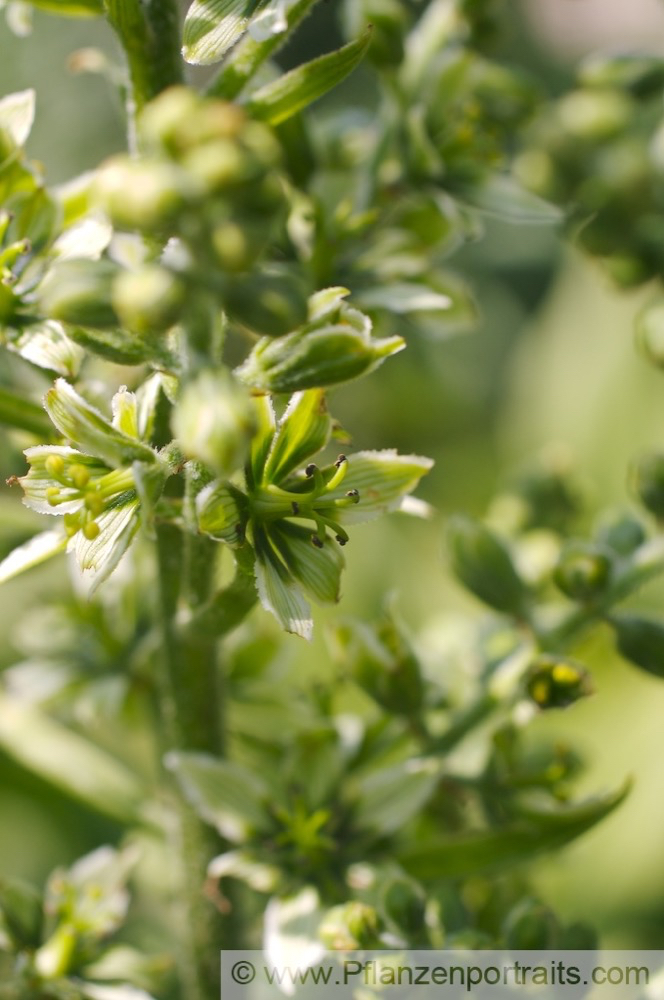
[183,0,270,66]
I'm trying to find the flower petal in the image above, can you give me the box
[264,389,331,484]
[8,321,85,378]
[253,524,312,639]
[0,529,66,584]
[268,521,343,604]
[321,449,434,524]
[45,379,157,467]
[70,491,140,593]
[197,479,248,546]
[247,393,276,489]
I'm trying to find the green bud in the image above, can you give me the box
[503,900,560,950]
[112,265,185,336]
[0,876,43,949]
[212,221,259,272]
[447,515,528,615]
[197,480,249,546]
[138,85,205,154]
[225,265,310,338]
[95,156,197,231]
[636,298,664,370]
[596,511,646,556]
[610,614,664,679]
[632,451,664,518]
[381,878,426,934]
[173,371,255,476]
[553,540,612,602]
[37,258,119,329]
[526,654,593,710]
[181,140,254,193]
[556,89,633,142]
[318,902,382,951]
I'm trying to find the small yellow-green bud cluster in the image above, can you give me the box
[42,453,134,541]
[526,654,592,710]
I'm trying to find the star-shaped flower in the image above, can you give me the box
[197,389,433,638]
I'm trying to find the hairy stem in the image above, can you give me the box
[156,522,235,1000]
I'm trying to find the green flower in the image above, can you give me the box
[197,389,433,638]
[3,379,166,591]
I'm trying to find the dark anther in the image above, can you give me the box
[346,489,359,498]
[305,463,317,477]
[335,454,347,467]
[20,239,32,254]
[335,535,347,546]
[291,501,300,515]
[311,534,324,548]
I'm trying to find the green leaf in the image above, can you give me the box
[254,522,313,639]
[0,529,66,585]
[356,283,452,315]
[459,175,562,224]
[0,89,35,148]
[349,758,441,836]
[0,692,146,823]
[610,614,664,679]
[183,0,270,66]
[0,386,54,437]
[397,782,630,879]
[447,515,528,615]
[45,379,157,467]
[66,325,176,368]
[264,389,331,483]
[245,28,373,126]
[167,751,273,842]
[208,0,322,100]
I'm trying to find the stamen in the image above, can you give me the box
[323,456,349,493]
[291,501,300,515]
[335,454,347,468]
[311,534,324,549]
[82,520,101,540]
[69,464,91,489]
[305,464,317,477]
[85,493,105,517]
[46,487,61,507]
[45,455,66,478]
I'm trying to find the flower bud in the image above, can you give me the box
[112,265,185,336]
[596,511,646,556]
[504,900,560,950]
[34,923,76,979]
[330,619,424,717]
[173,371,255,476]
[181,140,254,193]
[610,614,664,679]
[631,451,664,519]
[36,258,119,328]
[381,878,426,934]
[553,540,612,602]
[197,480,249,546]
[318,902,382,951]
[0,876,43,949]
[138,85,205,154]
[95,156,197,232]
[225,265,310,338]
[526,654,593,710]
[556,89,633,142]
[447,515,528,616]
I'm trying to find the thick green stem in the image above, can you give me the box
[156,523,236,1000]
[105,0,183,147]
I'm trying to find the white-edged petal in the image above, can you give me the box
[70,492,140,594]
[0,529,66,584]
[323,449,434,524]
[254,526,312,640]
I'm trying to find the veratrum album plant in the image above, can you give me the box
[0,1,662,999]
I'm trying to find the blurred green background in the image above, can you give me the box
[0,0,663,951]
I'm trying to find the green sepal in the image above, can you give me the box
[268,520,343,604]
[253,520,313,639]
[244,28,373,126]
[197,480,249,546]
